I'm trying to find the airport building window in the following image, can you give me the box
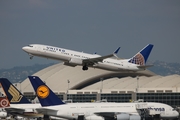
[24,92,180,107]
[101,94,131,102]
[67,94,96,103]
[137,93,180,107]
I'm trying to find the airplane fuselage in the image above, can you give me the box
[23,44,141,71]
[37,102,179,120]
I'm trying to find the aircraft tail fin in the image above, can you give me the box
[0,78,31,104]
[28,76,65,107]
[128,44,154,65]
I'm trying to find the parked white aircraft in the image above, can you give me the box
[22,44,153,71]
[28,76,179,120]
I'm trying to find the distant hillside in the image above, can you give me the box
[0,61,179,83]
[148,60,180,76]
[0,63,55,83]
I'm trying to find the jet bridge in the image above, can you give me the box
[135,102,150,119]
[135,100,162,120]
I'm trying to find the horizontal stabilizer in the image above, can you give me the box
[137,64,153,69]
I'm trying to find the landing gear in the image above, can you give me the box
[78,115,84,120]
[82,65,88,70]
[30,56,33,59]
[43,115,50,120]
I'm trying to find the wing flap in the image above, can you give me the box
[83,54,115,65]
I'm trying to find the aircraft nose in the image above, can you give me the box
[22,46,28,51]
[22,46,31,53]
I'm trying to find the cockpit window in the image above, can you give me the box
[172,108,176,111]
[28,45,33,47]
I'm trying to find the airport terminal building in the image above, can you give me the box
[16,63,180,107]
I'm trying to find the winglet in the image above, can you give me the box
[114,47,120,54]
[28,76,65,107]
[0,78,31,104]
[128,44,154,65]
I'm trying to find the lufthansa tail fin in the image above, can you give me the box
[28,76,65,107]
[0,78,31,104]
[128,44,154,65]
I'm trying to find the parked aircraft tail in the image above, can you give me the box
[128,44,154,65]
[0,78,31,104]
[28,76,65,107]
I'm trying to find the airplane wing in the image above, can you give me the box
[36,108,75,119]
[95,112,138,120]
[36,107,58,113]
[83,54,115,66]
[5,107,25,113]
[94,112,116,119]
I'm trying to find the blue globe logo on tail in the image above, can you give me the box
[128,44,154,65]
[129,53,145,65]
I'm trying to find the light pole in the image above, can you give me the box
[136,76,139,101]
[100,78,103,93]
[67,79,70,94]
[19,81,22,92]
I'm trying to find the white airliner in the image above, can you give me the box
[28,76,179,120]
[22,44,154,71]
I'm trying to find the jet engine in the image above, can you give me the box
[116,114,141,120]
[85,115,104,120]
[129,115,141,120]
[0,111,7,118]
[69,58,82,65]
[116,114,129,120]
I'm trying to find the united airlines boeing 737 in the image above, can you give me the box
[28,76,179,120]
[22,44,153,71]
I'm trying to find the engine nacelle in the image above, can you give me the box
[117,114,130,120]
[69,58,82,65]
[130,115,141,120]
[0,111,7,118]
[116,114,141,120]
[85,115,104,120]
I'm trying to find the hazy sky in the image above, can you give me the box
[0,0,180,69]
